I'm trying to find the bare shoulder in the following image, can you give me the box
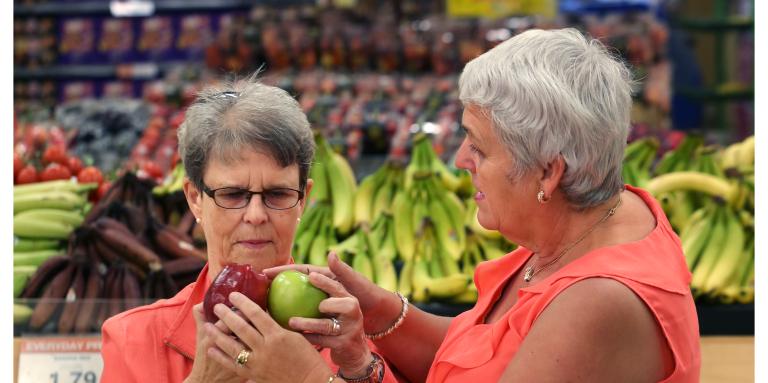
[502,278,671,382]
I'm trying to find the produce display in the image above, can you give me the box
[623,135,755,304]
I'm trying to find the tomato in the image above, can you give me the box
[40,163,73,182]
[268,270,328,329]
[42,145,68,166]
[67,156,83,175]
[16,165,39,185]
[77,166,103,184]
[14,152,24,178]
[95,180,112,201]
[141,161,164,180]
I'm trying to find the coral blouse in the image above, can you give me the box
[426,186,700,382]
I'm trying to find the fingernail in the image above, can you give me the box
[229,291,244,302]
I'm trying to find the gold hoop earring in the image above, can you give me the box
[537,190,550,204]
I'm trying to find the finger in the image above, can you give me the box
[229,291,282,335]
[205,321,247,360]
[289,317,339,336]
[308,272,350,298]
[327,252,367,288]
[213,302,263,349]
[206,344,251,379]
[317,297,358,317]
[192,303,205,325]
[263,263,335,279]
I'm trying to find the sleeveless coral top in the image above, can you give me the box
[426,186,701,382]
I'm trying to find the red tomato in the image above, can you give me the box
[67,156,83,175]
[77,166,104,184]
[95,180,112,201]
[14,152,24,178]
[141,161,164,180]
[40,163,73,182]
[16,165,39,184]
[42,145,68,166]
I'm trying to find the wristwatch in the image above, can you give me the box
[337,353,385,383]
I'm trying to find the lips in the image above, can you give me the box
[237,239,272,249]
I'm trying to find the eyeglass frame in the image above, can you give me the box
[201,183,305,210]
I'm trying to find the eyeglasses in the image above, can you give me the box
[202,184,304,210]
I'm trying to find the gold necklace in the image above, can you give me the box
[523,194,623,283]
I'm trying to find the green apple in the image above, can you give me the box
[268,270,329,329]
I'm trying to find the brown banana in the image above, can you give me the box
[163,256,207,277]
[29,263,77,330]
[93,220,163,271]
[107,267,126,320]
[74,264,104,333]
[57,264,87,334]
[20,255,71,299]
[122,268,143,311]
[153,224,206,260]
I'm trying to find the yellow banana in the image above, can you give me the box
[424,273,471,299]
[428,197,463,261]
[352,252,375,282]
[353,171,380,226]
[14,249,62,267]
[702,207,746,293]
[689,206,727,295]
[645,171,736,204]
[411,256,430,303]
[328,151,357,235]
[449,283,478,304]
[14,304,34,325]
[397,259,414,299]
[392,189,416,261]
[13,180,96,197]
[372,254,398,292]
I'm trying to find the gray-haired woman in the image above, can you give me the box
[216,28,700,382]
[100,75,399,383]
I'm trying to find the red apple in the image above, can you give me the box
[203,264,270,323]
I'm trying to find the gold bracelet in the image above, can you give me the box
[365,292,409,340]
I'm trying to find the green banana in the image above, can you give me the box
[679,207,715,270]
[14,265,37,297]
[689,206,727,295]
[308,158,330,204]
[308,224,331,266]
[14,304,34,325]
[15,208,85,227]
[14,215,75,239]
[14,249,62,267]
[14,237,61,252]
[13,180,96,196]
[427,197,463,261]
[14,190,87,214]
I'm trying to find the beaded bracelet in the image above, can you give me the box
[365,292,409,340]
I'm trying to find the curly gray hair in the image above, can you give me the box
[459,28,635,209]
[177,73,315,192]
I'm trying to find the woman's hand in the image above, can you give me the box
[185,304,244,383]
[204,292,333,383]
[290,271,374,378]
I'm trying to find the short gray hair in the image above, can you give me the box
[178,74,315,192]
[459,28,634,209]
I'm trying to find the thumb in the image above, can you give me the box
[192,303,205,326]
[327,251,375,300]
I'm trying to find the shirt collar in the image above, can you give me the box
[163,263,210,360]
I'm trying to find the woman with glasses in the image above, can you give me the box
[100,75,396,383]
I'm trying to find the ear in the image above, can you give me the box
[539,155,566,199]
[299,178,314,215]
[183,177,204,220]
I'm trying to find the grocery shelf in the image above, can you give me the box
[672,17,754,31]
[13,0,313,17]
[14,62,192,80]
[677,87,754,102]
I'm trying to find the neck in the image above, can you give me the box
[530,193,622,265]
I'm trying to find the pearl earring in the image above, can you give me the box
[297,217,301,223]
[196,217,201,224]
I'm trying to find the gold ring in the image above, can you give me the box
[235,349,251,367]
[330,317,341,335]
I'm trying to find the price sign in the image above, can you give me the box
[17,337,103,383]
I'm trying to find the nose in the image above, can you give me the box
[243,195,269,225]
[454,138,476,173]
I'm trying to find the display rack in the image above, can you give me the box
[13,0,311,17]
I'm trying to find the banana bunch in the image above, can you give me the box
[394,134,466,263]
[310,134,357,236]
[294,201,337,265]
[354,161,405,227]
[330,216,399,292]
[679,202,753,304]
[640,134,754,304]
[622,137,659,187]
[13,180,96,298]
[152,162,186,196]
